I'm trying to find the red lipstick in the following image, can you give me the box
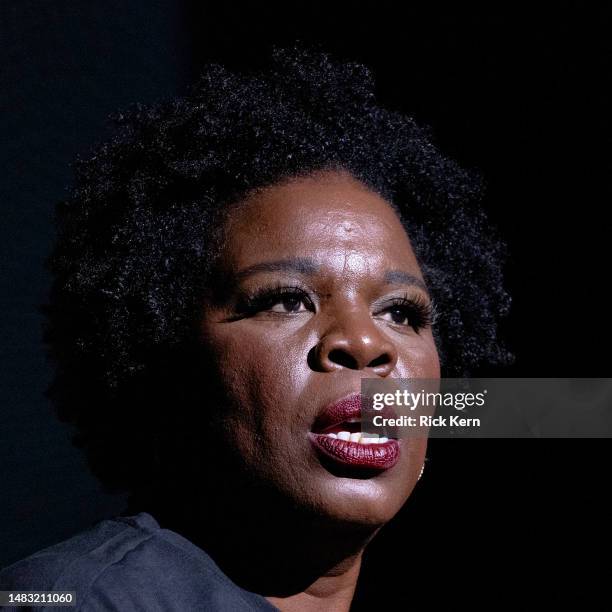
[309,393,400,471]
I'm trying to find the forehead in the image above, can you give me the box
[223,171,420,274]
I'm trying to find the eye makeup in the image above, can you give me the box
[231,280,436,333]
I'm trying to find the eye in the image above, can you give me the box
[376,294,435,332]
[236,285,315,317]
[381,306,414,326]
[269,293,311,313]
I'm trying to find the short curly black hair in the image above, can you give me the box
[42,47,512,495]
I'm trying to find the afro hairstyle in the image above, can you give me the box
[42,47,512,494]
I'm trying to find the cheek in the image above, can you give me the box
[395,331,440,379]
[201,322,316,491]
[203,321,310,423]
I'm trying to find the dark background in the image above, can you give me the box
[1,2,609,605]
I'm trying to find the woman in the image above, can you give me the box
[0,48,511,610]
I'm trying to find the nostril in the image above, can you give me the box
[368,354,390,368]
[328,349,358,370]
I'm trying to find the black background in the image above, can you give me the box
[1,2,609,606]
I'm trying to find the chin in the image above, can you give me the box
[305,474,414,528]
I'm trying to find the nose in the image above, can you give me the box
[309,306,398,376]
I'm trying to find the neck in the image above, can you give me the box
[265,549,364,612]
[138,478,378,611]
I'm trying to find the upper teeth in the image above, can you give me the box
[327,431,389,444]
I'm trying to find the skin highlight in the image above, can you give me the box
[190,170,440,611]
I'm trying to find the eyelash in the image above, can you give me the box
[236,285,436,332]
[377,293,436,332]
[236,283,315,316]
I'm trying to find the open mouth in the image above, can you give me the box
[313,420,391,444]
[308,393,400,471]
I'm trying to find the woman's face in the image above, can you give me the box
[200,170,440,527]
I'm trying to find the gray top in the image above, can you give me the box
[0,512,278,611]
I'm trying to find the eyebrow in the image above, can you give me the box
[234,257,320,281]
[383,270,430,294]
[234,257,429,293]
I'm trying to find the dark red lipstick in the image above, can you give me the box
[309,393,400,471]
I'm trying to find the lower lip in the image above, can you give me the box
[308,433,400,471]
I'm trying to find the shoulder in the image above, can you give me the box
[0,514,154,589]
[0,513,277,611]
